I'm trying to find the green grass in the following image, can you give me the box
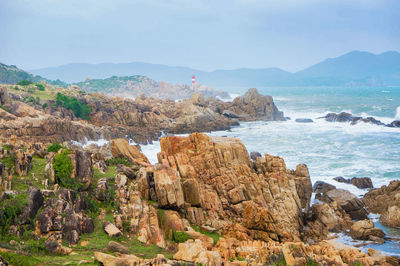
[12,156,47,191]
[172,231,190,243]
[192,226,221,245]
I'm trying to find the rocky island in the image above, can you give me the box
[0,82,399,265]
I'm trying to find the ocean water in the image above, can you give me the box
[139,86,400,255]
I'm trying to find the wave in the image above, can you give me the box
[395,106,400,120]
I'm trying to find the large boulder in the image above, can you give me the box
[312,181,336,194]
[380,205,400,228]
[21,187,44,224]
[349,220,385,242]
[333,176,373,189]
[111,138,150,167]
[316,189,368,220]
[363,180,400,214]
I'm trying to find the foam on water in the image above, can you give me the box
[395,106,400,120]
[72,137,109,148]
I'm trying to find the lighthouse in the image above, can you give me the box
[191,76,196,86]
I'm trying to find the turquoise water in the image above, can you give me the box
[140,87,400,255]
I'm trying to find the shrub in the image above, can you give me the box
[16,80,33,86]
[53,149,80,190]
[0,154,16,169]
[0,193,28,236]
[42,102,48,109]
[46,142,64,153]
[173,231,190,243]
[55,92,92,120]
[2,144,13,151]
[35,83,45,91]
[106,157,132,166]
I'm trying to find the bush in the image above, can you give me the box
[16,80,33,86]
[35,83,45,91]
[106,157,132,166]
[0,154,16,169]
[53,149,80,190]
[46,142,63,153]
[173,231,190,243]
[55,92,92,120]
[42,102,48,109]
[0,193,28,236]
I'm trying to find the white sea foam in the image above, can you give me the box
[395,106,400,120]
[72,137,109,148]
[216,93,240,102]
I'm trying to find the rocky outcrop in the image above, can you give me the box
[157,133,306,242]
[46,148,93,190]
[111,138,150,167]
[21,187,44,224]
[312,181,336,194]
[363,180,400,214]
[218,88,284,121]
[349,220,385,243]
[316,189,368,220]
[322,112,399,128]
[333,176,373,189]
[304,201,353,241]
[380,205,400,228]
[15,149,32,176]
[36,189,94,244]
[103,222,122,238]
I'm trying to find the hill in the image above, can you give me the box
[0,63,67,87]
[76,75,230,100]
[30,51,400,88]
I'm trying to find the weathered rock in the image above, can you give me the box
[291,164,312,210]
[363,180,400,214]
[317,189,368,220]
[94,252,142,266]
[295,118,313,123]
[350,220,385,242]
[173,239,206,261]
[222,110,240,118]
[15,149,32,176]
[73,149,93,190]
[153,164,184,209]
[115,164,137,179]
[103,222,122,238]
[386,120,400,128]
[107,241,129,254]
[159,133,306,242]
[111,139,150,167]
[334,176,373,189]
[380,205,400,228]
[250,151,262,161]
[21,187,44,224]
[44,240,72,255]
[312,181,336,194]
[304,201,353,241]
[95,178,109,201]
[323,112,385,126]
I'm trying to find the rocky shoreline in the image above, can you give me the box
[0,82,399,265]
[0,132,399,265]
[0,84,283,145]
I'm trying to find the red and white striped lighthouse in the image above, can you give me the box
[191,76,196,85]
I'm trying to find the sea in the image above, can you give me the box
[81,86,400,256]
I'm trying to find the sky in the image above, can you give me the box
[0,0,399,72]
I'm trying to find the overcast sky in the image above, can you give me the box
[0,0,399,72]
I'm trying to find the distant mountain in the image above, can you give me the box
[0,63,67,86]
[27,50,400,88]
[76,75,230,100]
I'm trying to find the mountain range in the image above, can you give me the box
[28,51,400,89]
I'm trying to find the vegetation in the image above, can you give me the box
[0,154,16,169]
[47,142,64,153]
[16,80,33,86]
[55,92,92,120]
[0,104,9,112]
[172,231,190,243]
[35,83,45,91]
[106,157,132,166]
[76,75,143,93]
[192,226,221,245]
[12,156,47,191]
[0,194,28,236]
[53,149,80,190]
